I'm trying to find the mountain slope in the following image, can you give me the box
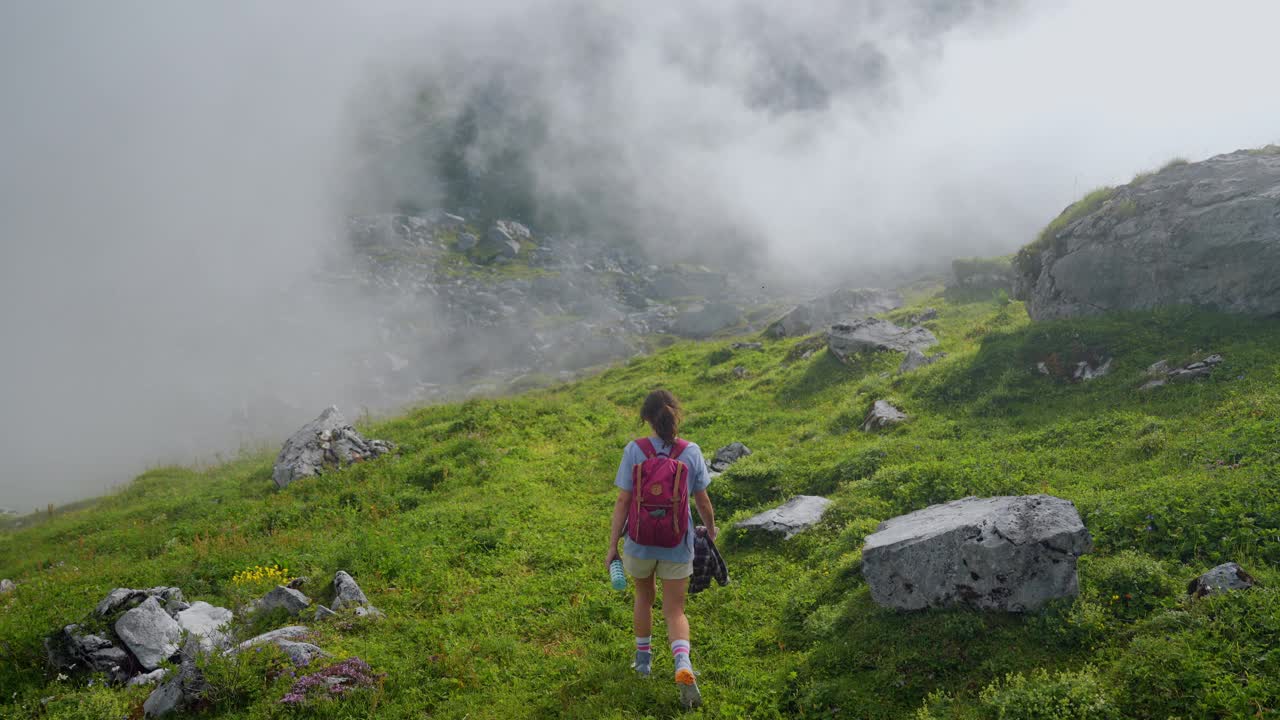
[2,290,1278,719]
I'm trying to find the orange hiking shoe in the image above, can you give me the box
[675,667,701,709]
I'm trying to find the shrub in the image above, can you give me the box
[977,667,1120,720]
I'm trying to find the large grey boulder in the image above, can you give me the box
[272,406,394,489]
[115,597,183,670]
[175,602,233,652]
[710,442,752,473]
[735,496,832,539]
[861,401,907,432]
[1014,148,1280,321]
[863,495,1093,612]
[827,319,938,362]
[766,288,904,338]
[1188,562,1256,598]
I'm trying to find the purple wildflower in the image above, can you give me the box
[278,657,383,706]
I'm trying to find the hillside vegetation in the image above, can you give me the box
[2,290,1279,719]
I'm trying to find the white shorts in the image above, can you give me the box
[623,553,693,580]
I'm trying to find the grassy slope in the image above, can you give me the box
[2,291,1278,719]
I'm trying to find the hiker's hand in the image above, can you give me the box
[706,525,718,542]
[605,546,619,568]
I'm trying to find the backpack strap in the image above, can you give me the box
[669,439,690,462]
[634,438,658,459]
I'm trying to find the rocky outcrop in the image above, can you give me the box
[827,319,937,362]
[272,407,394,489]
[861,401,906,432]
[863,495,1093,612]
[1014,149,1280,321]
[766,288,904,338]
[96,586,185,617]
[735,496,831,539]
[710,442,752,473]
[1188,562,1255,598]
[474,220,527,263]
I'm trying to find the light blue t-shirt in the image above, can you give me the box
[614,436,711,563]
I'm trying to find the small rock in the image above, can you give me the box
[1188,562,1256,598]
[0,578,14,594]
[735,496,831,539]
[276,640,327,666]
[732,365,748,379]
[128,669,169,687]
[232,626,311,654]
[455,232,478,252]
[258,586,311,616]
[861,400,906,432]
[287,577,309,590]
[115,597,183,671]
[711,442,752,473]
[354,606,386,619]
[315,605,337,620]
[1072,356,1112,381]
[910,307,939,323]
[331,571,370,611]
[899,349,946,374]
[731,342,763,351]
[1146,359,1170,376]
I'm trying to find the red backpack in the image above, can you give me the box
[627,437,691,548]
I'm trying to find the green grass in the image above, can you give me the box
[2,294,1279,718]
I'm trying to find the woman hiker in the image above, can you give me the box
[605,389,717,709]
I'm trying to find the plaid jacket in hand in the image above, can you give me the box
[690,525,729,595]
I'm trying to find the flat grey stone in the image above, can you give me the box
[863,495,1093,612]
[276,640,327,666]
[175,602,233,652]
[128,668,169,686]
[1188,562,1256,598]
[115,597,183,670]
[735,496,831,539]
[232,626,311,653]
[861,400,906,432]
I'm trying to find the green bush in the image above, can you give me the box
[977,667,1119,720]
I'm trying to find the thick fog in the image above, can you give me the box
[2,1,1279,509]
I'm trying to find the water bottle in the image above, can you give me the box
[609,559,626,590]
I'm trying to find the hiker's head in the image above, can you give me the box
[640,389,682,445]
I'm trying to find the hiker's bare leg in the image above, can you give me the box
[660,577,689,643]
[633,574,656,638]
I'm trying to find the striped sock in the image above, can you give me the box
[633,636,652,674]
[671,639,692,673]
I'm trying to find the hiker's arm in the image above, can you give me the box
[606,490,631,568]
[693,489,717,541]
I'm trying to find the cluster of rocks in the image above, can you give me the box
[1014,148,1280,321]
[1036,354,1114,382]
[45,571,379,717]
[272,407,395,490]
[1140,354,1223,390]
